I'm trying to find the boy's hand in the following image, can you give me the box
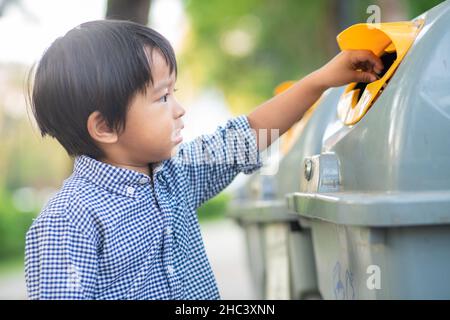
[248,50,384,151]
[314,50,384,89]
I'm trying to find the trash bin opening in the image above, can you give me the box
[353,50,398,102]
[335,20,424,125]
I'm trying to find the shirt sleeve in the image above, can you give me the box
[176,115,263,210]
[25,214,98,300]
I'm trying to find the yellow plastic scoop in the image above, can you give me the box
[336,20,424,125]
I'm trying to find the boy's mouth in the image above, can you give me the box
[171,126,184,144]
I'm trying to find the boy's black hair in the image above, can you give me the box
[27,20,177,159]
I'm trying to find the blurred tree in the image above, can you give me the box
[106,0,151,25]
[405,0,446,17]
[182,0,376,114]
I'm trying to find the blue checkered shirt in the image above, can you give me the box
[25,115,262,300]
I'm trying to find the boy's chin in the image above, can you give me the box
[169,144,181,158]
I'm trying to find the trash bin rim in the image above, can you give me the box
[286,191,450,227]
[228,199,299,223]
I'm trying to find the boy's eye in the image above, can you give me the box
[159,93,169,103]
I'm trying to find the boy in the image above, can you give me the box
[25,20,383,299]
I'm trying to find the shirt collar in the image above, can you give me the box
[151,161,164,176]
[73,155,165,198]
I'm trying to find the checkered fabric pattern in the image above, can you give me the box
[25,115,262,300]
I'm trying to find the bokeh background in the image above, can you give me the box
[0,0,444,299]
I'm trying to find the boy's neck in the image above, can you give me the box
[100,157,151,177]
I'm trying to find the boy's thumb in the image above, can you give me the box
[354,71,378,83]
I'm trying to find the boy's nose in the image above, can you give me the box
[174,101,185,118]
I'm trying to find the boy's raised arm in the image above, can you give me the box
[247,50,384,151]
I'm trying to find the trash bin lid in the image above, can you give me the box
[336,20,424,125]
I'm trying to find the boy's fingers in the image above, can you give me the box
[352,50,384,74]
[353,70,378,83]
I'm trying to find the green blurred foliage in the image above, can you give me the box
[181,0,445,114]
[0,64,71,191]
[197,192,231,222]
[0,64,69,265]
[0,189,35,261]
[406,0,446,16]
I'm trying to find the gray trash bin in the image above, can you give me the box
[286,1,450,299]
[228,83,349,299]
[229,199,311,299]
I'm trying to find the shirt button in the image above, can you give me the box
[126,186,135,196]
[166,227,172,235]
[167,265,175,275]
[138,177,149,185]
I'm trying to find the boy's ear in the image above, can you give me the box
[87,111,118,144]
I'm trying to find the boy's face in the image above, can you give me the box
[114,50,185,164]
